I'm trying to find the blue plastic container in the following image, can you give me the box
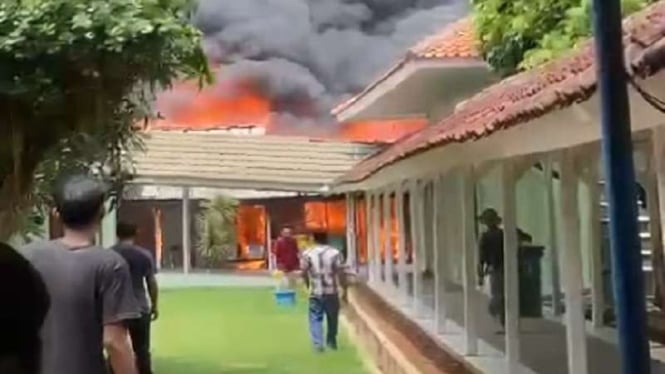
[274,289,297,307]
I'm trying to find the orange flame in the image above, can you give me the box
[153,79,271,130]
[338,118,428,143]
[235,205,267,259]
[150,72,427,145]
[303,200,346,234]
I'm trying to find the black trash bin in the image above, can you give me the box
[519,245,545,317]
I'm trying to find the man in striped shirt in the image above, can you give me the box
[301,232,348,352]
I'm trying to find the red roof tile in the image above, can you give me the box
[409,17,480,60]
[338,1,665,185]
[332,16,480,116]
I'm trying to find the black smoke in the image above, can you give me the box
[193,0,469,119]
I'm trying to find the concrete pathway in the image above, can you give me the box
[157,271,275,289]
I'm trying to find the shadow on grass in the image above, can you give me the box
[155,357,279,374]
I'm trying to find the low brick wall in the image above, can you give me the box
[343,284,473,374]
[344,290,421,374]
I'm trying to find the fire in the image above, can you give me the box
[236,205,267,259]
[153,78,271,130]
[338,117,428,143]
[303,200,346,234]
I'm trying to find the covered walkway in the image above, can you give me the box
[371,277,665,374]
[333,2,665,373]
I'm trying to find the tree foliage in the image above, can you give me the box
[0,0,210,239]
[196,196,239,268]
[472,0,656,75]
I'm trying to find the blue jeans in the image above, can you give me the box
[308,295,340,350]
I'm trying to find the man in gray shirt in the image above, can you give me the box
[22,175,138,374]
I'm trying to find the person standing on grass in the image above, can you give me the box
[111,222,159,374]
[21,175,139,374]
[301,232,348,352]
[0,242,50,374]
[274,226,300,288]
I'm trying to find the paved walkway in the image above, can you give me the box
[157,271,275,289]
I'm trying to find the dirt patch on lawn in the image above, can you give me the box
[346,284,474,374]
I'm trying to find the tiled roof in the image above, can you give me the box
[331,16,480,116]
[409,17,480,60]
[337,1,665,184]
[132,131,378,192]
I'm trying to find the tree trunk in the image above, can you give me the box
[0,176,25,242]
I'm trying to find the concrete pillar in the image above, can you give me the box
[366,192,376,284]
[584,156,605,329]
[410,181,425,316]
[651,127,665,312]
[560,151,589,374]
[462,167,479,355]
[346,193,357,269]
[396,185,409,304]
[384,189,394,291]
[266,212,273,271]
[182,186,191,275]
[433,176,447,333]
[501,161,520,372]
[100,201,116,248]
[544,157,563,316]
[373,192,382,285]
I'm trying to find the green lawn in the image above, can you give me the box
[152,288,368,374]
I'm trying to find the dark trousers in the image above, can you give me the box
[489,269,505,326]
[308,295,340,350]
[127,314,152,374]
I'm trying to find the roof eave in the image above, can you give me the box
[334,58,489,123]
[130,175,335,194]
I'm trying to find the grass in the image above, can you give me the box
[152,288,368,374]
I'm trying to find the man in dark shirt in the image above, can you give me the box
[477,208,532,328]
[274,226,300,288]
[21,175,138,374]
[0,242,50,374]
[111,222,158,374]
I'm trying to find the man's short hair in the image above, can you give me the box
[116,222,137,240]
[312,232,328,244]
[52,175,107,229]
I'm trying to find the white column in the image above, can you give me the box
[182,186,191,275]
[396,185,409,304]
[410,181,425,316]
[266,212,273,271]
[433,176,447,333]
[559,151,589,374]
[501,161,520,372]
[366,192,376,284]
[346,193,357,269]
[584,156,605,329]
[651,127,665,310]
[544,157,563,315]
[384,189,395,291]
[373,192,382,286]
[418,183,429,277]
[646,167,662,303]
[462,167,479,355]
[101,201,116,248]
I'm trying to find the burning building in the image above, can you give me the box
[112,0,469,272]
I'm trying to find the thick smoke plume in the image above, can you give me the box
[193,0,469,121]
